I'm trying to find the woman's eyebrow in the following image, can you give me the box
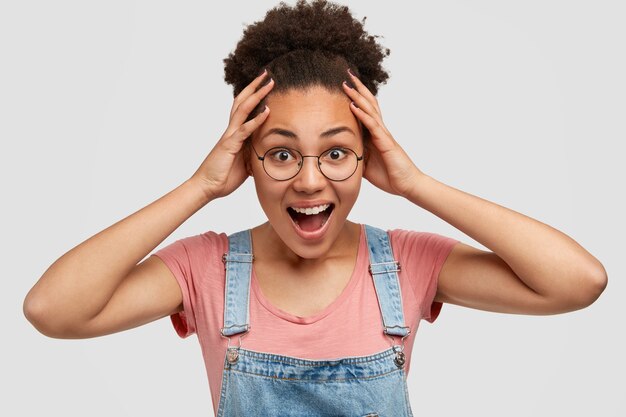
[261,126,355,140]
[320,126,355,138]
[261,128,297,140]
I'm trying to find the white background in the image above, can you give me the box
[2,0,624,415]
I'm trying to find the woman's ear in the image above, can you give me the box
[361,127,372,166]
[242,139,253,176]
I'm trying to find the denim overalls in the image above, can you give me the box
[217,225,414,417]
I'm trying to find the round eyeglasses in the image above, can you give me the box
[251,145,363,181]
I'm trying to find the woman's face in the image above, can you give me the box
[249,86,364,259]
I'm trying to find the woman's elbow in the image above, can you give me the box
[587,265,608,303]
[23,293,75,339]
[574,263,608,309]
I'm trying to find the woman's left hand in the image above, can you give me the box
[343,69,425,198]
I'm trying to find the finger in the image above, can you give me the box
[230,73,273,119]
[344,84,392,138]
[342,81,382,122]
[349,102,395,152]
[229,69,270,117]
[223,105,271,153]
[231,69,268,111]
[347,69,381,113]
[227,78,275,132]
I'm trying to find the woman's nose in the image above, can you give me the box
[292,156,326,193]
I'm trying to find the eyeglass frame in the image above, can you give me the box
[250,144,364,182]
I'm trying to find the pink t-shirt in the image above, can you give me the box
[153,224,458,414]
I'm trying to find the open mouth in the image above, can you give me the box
[287,203,335,233]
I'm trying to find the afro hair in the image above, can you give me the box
[223,0,390,102]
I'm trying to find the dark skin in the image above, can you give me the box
[24,69,606,340]
[199,69,607,317]
[341,70,607,314]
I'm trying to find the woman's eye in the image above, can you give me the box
[326,148,348,160]
[269,148,296,162]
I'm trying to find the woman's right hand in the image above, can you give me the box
[190,70,274,201]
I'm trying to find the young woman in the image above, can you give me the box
[24,1,607,415]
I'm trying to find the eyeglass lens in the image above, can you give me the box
[262,147,359,181]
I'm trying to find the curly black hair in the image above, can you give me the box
[223,0,390,115]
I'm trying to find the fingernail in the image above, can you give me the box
[259,68,267,77]
[351,101,359,109]
[347,68,355,77]
[343,80,353,89]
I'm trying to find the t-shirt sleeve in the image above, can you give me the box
[152,236,202,339]
[390,229,459,324]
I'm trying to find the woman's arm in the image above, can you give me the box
[23,179,210,337]
[24,71,275,337]
[343,69,607,315]
[408,174,607,314]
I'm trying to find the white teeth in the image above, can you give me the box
[291,204,330,215]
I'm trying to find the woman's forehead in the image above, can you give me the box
[258,87,359,137]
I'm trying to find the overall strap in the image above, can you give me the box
[364,224,410,338]
[221,229,253,337]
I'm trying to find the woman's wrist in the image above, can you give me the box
[183,176,216,208]
[402,170,433,205]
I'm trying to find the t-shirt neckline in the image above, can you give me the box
[251,224,366,325]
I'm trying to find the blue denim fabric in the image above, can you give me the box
[218,225,414,417]
[221,230,254,337]
[364,225,410,339]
